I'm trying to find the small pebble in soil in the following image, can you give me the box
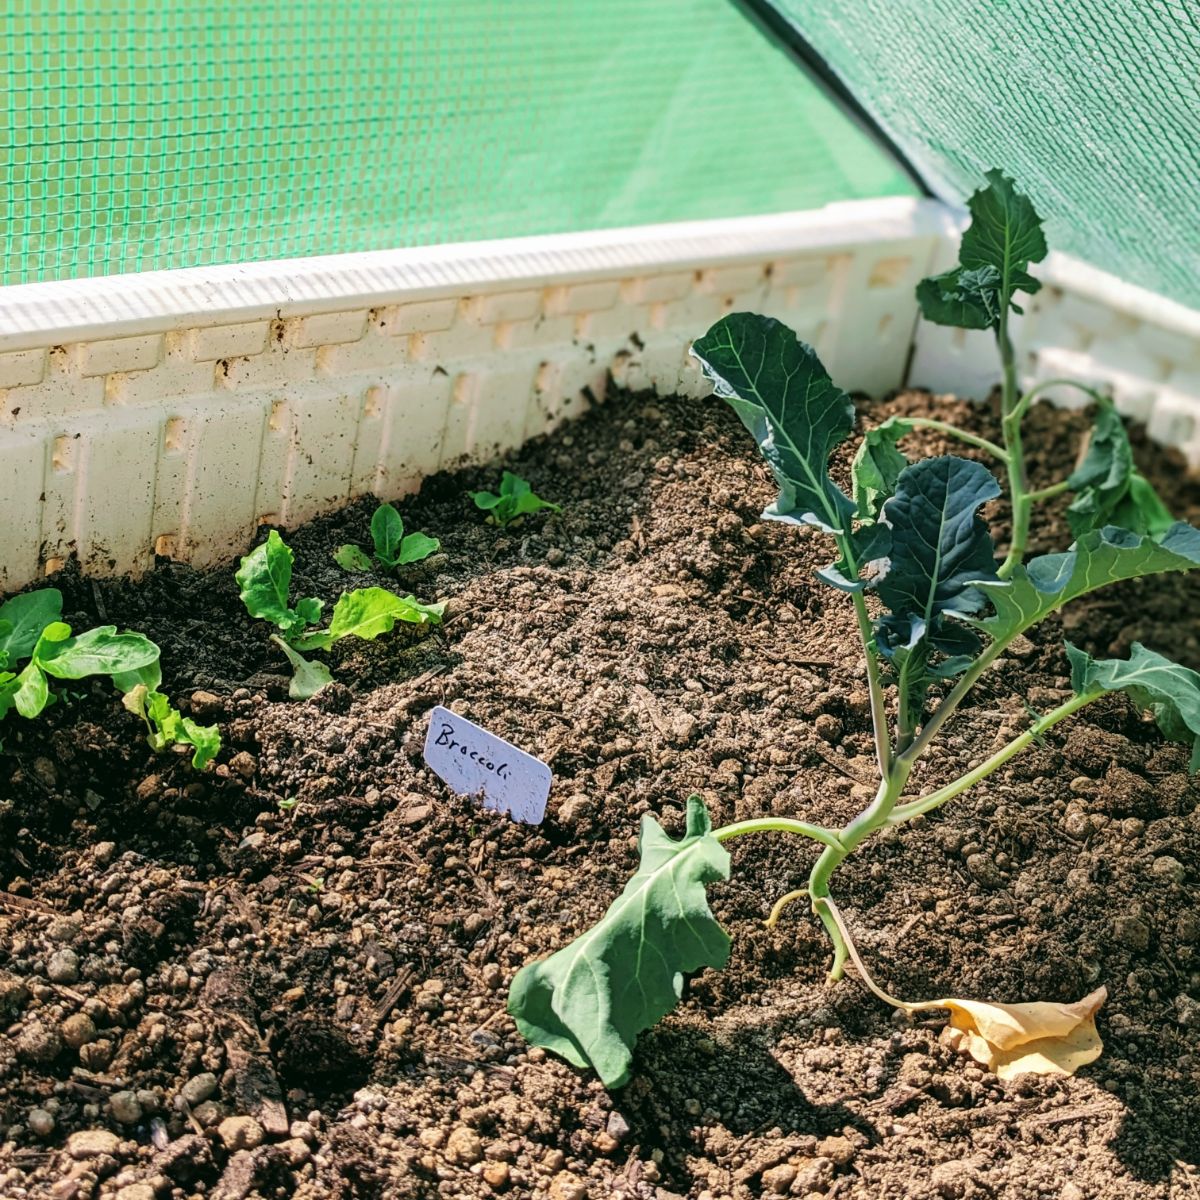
[16,1021,63,1064]
[47,948,80,983]
[67,1128,121,1159]
[109,1091,143,1125]
[217,1114,265,1151]
[180,1072,218,1106]
[28,1108,55,1137]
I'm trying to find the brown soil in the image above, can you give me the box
[1,385,1199,1200]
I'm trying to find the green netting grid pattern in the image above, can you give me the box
[765,0,1200,309]
[1,2,912,287]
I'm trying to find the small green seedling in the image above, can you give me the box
[470,470,560,527]
[0,588,219,769]
[277,796,299,812]
[237,529,444,699]
[334,502,440,573]
[507,170,1200,1089]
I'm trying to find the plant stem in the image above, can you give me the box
[714,817,845,852]
[996,309,1030,580]
[1014,377,1109,420]
[807,760,912,979]
[888,690,1098,824]
[1027,480,1070,503]
[834,529,892,777]
[902,417,1009,464]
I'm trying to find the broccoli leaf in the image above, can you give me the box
[1067,403,1174,537]
[370,503,406,566]
[0,673,17,719]
[691,313,855,533]
[876,456,1000,650]
[968,523,1200,645]
[270,636,334,700]
[918,169,1046,330]
[916,267,999,331]
[852,416,912,521]
[0,588,63,662]
[334,544,373,572]
[507,795,730,1088]
[1066,642,1200,771]
[327,587,444,642]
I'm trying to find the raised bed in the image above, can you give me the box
[2,379,1197,1199]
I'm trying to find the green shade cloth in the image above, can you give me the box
[2,1,911,285]
[759,0,1200,308]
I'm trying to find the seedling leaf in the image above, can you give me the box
[35,626,161,680]
[470,472,560,527]
[397,531,440,564]
[123,684,221,770]
[1065,641,1200,771]
[13,661,49,718]
[327,587,444,642]
[852,417,911,521]
[691,313,855,533]
[370,503,405,566]
[507,795,731,1087]
[270,636,334,700]
[0,589,63,661]
[334,544,373,572]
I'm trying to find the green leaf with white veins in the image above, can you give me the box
[917,169,1046,329]
[876,456,1000,650]
[327,587,444,642]
[967,522,1200,645]
[691,313,855,533]
[0,588,63,662]
[1066,642,1200,771]
[507,795,731,1088]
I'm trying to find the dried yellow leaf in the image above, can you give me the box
[910,986,1107,1079]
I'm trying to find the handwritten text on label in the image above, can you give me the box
[422,705,551,825]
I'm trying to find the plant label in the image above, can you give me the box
[423,705,551,825]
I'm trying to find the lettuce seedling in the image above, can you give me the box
[0,588,219,769]
[237,529,444,699]
[470,470,560,527]
[507,172,1200,1089]
[334,502,440,573]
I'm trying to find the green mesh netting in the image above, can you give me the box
[2,2,912,286]
[758,0,1200,309]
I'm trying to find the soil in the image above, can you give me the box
[1,384,1199,1200]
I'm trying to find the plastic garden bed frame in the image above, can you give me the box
[1,195,1198,594]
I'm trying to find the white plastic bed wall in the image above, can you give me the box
[1,196,1198,593]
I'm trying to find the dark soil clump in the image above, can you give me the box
[1,386,1198,1199]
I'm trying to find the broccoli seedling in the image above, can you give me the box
[237,529,444,699]
[470,471,559,527]
[507,170,1200,1089]
[0,588,220,770]
[334,502,440,573]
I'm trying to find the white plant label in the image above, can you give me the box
[422,705,551,825]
